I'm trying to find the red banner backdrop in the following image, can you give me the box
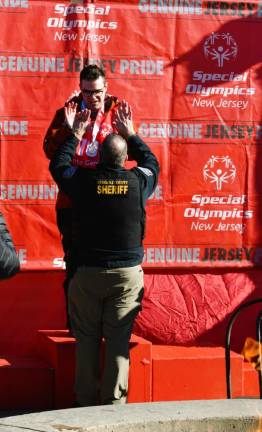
[0,0,262,270]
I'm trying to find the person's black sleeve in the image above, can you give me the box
[0,212,20,280]
[128,134,160,199]
[49,134,80,198]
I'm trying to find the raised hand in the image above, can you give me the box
[114,100,135,139]
[64,102,78,129]
[72,109,91,140]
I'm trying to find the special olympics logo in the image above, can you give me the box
[203,33,238,68]
[203,156,237,191]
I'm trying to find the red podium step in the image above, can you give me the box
[37,330,76,408]
[151,346,243,401]
[37,330,152,408]
[243,361,260,397]
[1,332,258,410]
[0,356,53,410]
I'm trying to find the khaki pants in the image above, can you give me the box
[68,265,144,406]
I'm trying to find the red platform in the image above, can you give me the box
[0,271,261,409]
[243,362,260,397]
[0,331,260,409]
[36,331,152,408]
[0,356,53,410]
[152,346,243,401]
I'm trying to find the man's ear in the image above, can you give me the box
[104,81,108,91]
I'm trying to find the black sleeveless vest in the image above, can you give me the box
[71,165,145,267]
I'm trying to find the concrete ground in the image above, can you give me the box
[0,399,262,432]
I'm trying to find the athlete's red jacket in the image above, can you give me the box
[43,93,119,209]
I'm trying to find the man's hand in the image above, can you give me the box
[64,102,78,129]
[72,109,91,140]
[114,100,135,140]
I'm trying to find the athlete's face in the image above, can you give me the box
[80,77,107,112]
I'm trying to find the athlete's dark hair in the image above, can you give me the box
[80,64,106,82]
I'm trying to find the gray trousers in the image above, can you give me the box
[68,265,144,406]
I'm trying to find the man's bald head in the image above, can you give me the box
[100,134,127,166]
